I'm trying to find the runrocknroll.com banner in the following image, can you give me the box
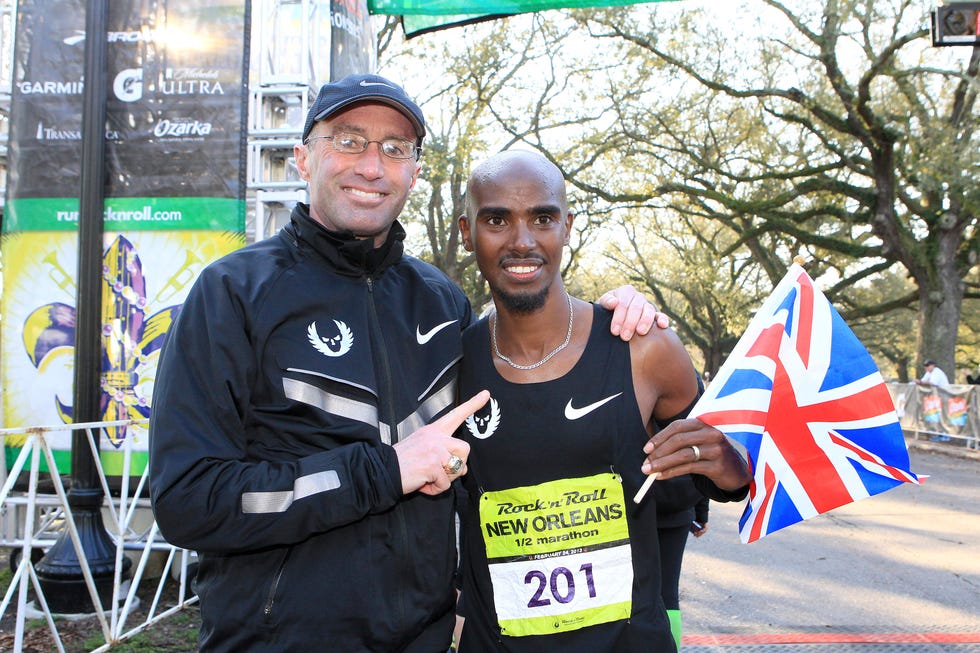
[1,0,249,476]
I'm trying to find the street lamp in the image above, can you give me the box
[34,0,131,614]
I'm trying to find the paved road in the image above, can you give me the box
[678,443,980,651]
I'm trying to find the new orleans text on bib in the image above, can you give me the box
[479,473,633,636]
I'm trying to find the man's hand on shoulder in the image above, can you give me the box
[597,285,669,340]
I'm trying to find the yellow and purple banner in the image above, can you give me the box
[1,0,249,475]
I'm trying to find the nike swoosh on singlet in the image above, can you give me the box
[416,320,457,345]
[564,393,623,420]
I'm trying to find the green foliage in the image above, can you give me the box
[576,0,978,372]
[380,0,979,372]
[79,611,199,652]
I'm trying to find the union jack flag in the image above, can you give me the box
[689,264,923,543]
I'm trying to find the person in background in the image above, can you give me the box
[692,497,710,538]
[453,149,751,652]
[964,366,980,385]
[149,74,665,653]
[915,359,949,387]
[915,359,951,443]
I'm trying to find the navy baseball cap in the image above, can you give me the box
[302,74,426,144]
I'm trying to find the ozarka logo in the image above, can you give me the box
[154,119,213,138]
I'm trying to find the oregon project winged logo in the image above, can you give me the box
[465,397,501,440]
[307,320,354,357]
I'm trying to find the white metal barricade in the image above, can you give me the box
[0,420,198,653]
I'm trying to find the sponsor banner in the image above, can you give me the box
[330,0,375,79]
[4,197,245,232]
[2,0,248,474]
[7,0,249,201]
[1,230,246,474]
[368,0,673,15]
[887,382,980,443]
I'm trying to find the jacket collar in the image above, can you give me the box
[285,203,406,277]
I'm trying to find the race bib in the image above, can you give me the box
[479,473,633,637]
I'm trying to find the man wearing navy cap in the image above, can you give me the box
[149,73,661,652]
[916,359,949,387]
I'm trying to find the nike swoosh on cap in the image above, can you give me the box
[360,80,394,88]
[564,393,623,420]
[416,320,457,345]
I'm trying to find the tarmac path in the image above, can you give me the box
[679,445,980,652]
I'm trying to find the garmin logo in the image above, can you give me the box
[154,119,213,138]
[18,80,84,95]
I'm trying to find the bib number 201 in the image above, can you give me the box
[525,563,597,607]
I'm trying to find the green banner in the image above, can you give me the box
[4,197,245,232]
[370,0,672,16]
[3,446,148,478]
[402,14,510,38]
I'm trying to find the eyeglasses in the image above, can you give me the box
[304,132,421,161]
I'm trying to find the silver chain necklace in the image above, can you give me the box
[492,293,574,370]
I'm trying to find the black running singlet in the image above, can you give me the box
[456,304,677,653]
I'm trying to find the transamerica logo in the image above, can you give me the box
[36,123,80,140]
[35,122,120,141]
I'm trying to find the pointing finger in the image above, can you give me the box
[433,390,490,433]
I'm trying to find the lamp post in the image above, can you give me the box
[34,0,131,613]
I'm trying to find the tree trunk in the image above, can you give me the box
[915,255,964,380]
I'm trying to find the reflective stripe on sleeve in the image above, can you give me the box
[241,469,341,514]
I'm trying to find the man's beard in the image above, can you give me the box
[494,282,551,315]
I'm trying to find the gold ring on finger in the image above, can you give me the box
[444,454,464,475]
